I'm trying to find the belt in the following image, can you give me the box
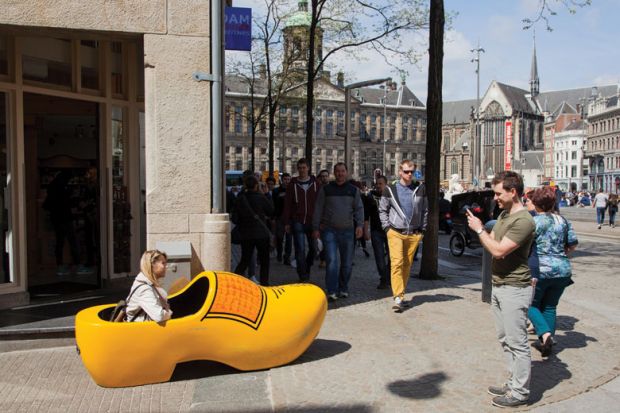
[390,227,422,235]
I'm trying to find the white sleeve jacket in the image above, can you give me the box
[125,272,172,323]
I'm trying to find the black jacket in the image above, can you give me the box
[231,191,274,240]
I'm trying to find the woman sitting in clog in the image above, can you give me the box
[125,250,173,322]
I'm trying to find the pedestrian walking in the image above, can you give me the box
[232,176,274,286]
[364,175,391,289]
[466,171,535,408]
[592,188,609,229]
[527,186,578,358]
[316,169,330,267]
[283,158,320,282]
[608,193,618,228]
[273,173,293,264]
[312,163,364,301]
[378,159,428,312]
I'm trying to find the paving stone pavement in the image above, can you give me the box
[0,235,618,412]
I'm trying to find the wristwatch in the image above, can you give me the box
[476,228,484,235]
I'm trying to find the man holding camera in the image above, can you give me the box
[466,171,535,408]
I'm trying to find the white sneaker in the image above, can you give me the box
[392,296,403,312]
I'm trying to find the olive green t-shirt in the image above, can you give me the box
[491,208,535,287]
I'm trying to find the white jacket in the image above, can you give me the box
[125,272,172,323]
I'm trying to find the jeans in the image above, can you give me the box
[596,207,606,225]
[292,221,315,281]
[609,207,617,226]
[321,228,354,295]
[370,229,390,283]
[492,285,532,401]
[528,277,573,338]
[275,219,292,261]
[234,238,270,286]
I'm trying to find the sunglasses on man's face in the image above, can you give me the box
[402,170,414,174]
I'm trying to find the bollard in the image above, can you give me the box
[481,249,492,303]
[481,219,496,303]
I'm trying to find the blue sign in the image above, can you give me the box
[225,7,252,51]
[414,170,423,180]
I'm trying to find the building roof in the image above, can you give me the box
[521,150,544,170]
[225,74,269,95]
[443,99,477,125]
[285,1,312,27]
[353,84,424,108]
[562,119,585,132]
[551,101,577,118]
[495,82,539,114]
[538,85,617,115]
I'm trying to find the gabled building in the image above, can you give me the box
[441,99,476,183]
[586,90,620,192]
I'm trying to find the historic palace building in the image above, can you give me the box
[224,1,427,183]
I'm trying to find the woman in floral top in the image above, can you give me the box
[528,186,578,357]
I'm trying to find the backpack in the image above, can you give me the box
[109,281,147,322]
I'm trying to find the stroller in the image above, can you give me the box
[449,190,496,257]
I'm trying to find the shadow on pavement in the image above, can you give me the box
[387,371,448,399]
[555,315,579,331]
[529,356,571,403]
[171,339,351,382]
[403,293,463,312]
[215,406,373,413]
[293,338,352,365]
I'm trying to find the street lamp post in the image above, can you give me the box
[344,77,391,174]
[471,44,485,186]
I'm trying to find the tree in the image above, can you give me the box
[522,0,591,31]
[302,0,429,169]
[418,0,444,280]
[227,0,303,174]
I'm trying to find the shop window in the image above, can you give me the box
[0,36,8,76]
[111,42,125,97]
[80,40,99,90]
[22,37,72,88]
[111,107,131,273]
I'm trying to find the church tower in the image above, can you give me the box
[529,35,540,98]
[282,1,324,74]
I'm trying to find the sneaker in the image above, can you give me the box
[598,225,602,229]
[487,384,509,397]
[77,265,94,275]
[492,394,528,408]
[290,259,297,268]
[56,265,70,276]
[392,297,404,312]
[338,292,349,298]
[327,293,338,302]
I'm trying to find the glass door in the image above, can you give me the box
[0,92,12,284]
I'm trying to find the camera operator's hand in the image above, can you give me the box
[466,209,483,233]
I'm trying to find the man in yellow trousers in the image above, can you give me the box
[379,159,428,312]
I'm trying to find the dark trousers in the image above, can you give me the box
[234,238,271,286]
[292,221,315,280]
[275,219,292,260]
[370,229,390,283]
[53,219,79,266]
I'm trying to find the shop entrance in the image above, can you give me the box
[24,93,101,297]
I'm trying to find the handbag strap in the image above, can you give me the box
[239,193,272,235]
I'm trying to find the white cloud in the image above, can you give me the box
[444,30,473,61]
[487,15,519,41]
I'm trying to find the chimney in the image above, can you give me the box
[336,71,344,88]
[259,64,266,80]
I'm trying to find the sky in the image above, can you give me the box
[229,0,620,102]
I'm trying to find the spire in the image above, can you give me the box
[530,31,540,98]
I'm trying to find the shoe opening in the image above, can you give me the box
[97,276,210,321]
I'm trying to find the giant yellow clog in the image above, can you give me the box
[75,271,327,388]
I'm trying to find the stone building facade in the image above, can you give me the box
[0,1,227,308]
[586,92,620,193]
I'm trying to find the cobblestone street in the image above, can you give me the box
[1,230,619,412]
